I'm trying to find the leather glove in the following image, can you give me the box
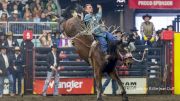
[150,37,155,42]
[143,35,148,41]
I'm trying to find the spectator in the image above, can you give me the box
[0,1,3,10]
[39,30,52,47]
[0,12,7,21]
[140,14,155,46]
[9,10,21,21]
[4,31,19,48]
[29,0,43,13]
[59,34,72,47]
[12,0,24,13]
[42,44,60,96]
[40,12,48,22]
[32,6,41,18]
[52,30,61,47]
[0,0,9,18]
[33,13,40,22]
[102,73,118,96]
[11,4,22,18]
[152,30,162,47]
[22,4,32,18]
[130,27,141,45]
[0,44,15,97]
[0,32,5,46]
[46,0,57,14]
[23,10,32,21]
[0,13,7,33]
[12,46,24,95]
[167,25,174,31]
[44,4,56,21]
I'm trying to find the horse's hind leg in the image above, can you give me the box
[94,67,103,101]
[109,71,128,101]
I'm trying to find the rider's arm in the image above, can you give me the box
[95,5,102,22]
[84,14,93,22]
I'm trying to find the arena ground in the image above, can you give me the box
[0,95,180,101]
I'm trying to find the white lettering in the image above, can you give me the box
[48,81,54,88]
[48,80,83,92]
[138,1,173,6]
[60,80,83,92]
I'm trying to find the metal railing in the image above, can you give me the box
[0,21,60,47]
[8,22,59,34]
[0,22,8,34]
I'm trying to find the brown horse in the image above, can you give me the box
[62,16,132,101]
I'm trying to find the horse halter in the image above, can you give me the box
[118,50,133,67]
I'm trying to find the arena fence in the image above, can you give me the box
[3,21,60,47]
[8,22,59,34]
[32,45,165,95]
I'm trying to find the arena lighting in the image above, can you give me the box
[115,0,126,12]
[116,0,126,3]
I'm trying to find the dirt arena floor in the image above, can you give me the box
[0,95,180,101]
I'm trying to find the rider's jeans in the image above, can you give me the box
[95,32,117,53]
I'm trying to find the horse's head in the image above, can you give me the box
[60,3,86,38]
[109,35,134,68]
[62,3,84,20]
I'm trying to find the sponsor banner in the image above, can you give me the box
[33,78,94,94]
[174,33,180,94]
[102,78,147,94]
[129,0,180,9]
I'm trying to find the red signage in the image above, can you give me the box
[129,0,180,9]
[23,30,33,41]
[161,30,174,40]
[33,78,94,94]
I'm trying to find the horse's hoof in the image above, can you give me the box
[122,96,129,101]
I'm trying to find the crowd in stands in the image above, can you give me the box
[0,0,59,22]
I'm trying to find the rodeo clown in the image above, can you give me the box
[140,14,156,46]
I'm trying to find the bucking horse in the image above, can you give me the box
[60,3,133,101]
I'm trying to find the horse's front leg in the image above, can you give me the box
[109,71,129,101]
[94,69,103,101]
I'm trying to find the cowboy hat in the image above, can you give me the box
[142,14,152,19]
[14,46,21,51]
[6,31,13,36]
[130,27,138,32]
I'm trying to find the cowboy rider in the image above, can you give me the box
[83,4,117,61]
